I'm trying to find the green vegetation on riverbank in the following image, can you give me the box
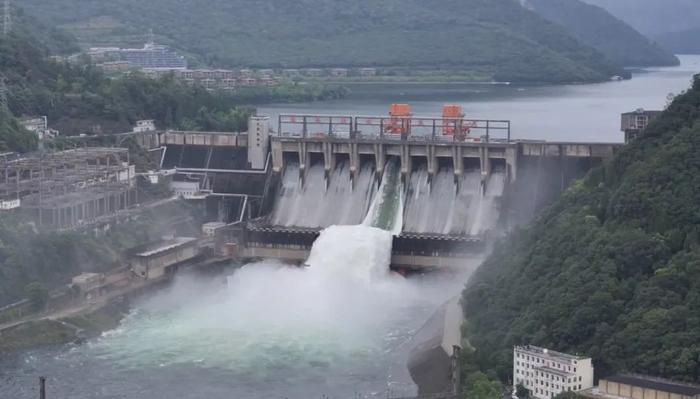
[0,199,199,307]
[460,73,700,387]
[18,0,630,83]
[0,299,128,353]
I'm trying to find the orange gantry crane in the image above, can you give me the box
[442,104,474,141]
[385,103,412,135]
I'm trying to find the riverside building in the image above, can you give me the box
[514,345,594,399]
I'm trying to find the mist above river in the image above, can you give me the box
[1,226,476,399]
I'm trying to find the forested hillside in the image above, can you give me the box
[18,0,628,83]
[0,20,344,138]
[462,74,700,383]
[526,0,678,66]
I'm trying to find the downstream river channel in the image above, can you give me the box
[1,56,699,399]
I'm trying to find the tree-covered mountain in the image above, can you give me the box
[525,0,678,66]
[462,74,700,383]
[18,0,631,83]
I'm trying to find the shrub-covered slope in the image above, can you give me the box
[462,74,700,383]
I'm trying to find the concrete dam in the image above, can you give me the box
[150,109,621,271]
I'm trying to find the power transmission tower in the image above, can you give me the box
[3,0,10,36]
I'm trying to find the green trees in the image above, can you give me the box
[1,29,345,139]
[25,282,49,311]
[0,201,199,306]
[464,372,503,399]
[515,384,531,399]
[461,74,700,384]
[0,107,38,152]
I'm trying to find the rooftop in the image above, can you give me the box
[622,108,662,116]
[604,375,700,397]
[515,345,590,362]
[135,237,197,258]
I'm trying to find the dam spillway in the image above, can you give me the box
[150,113,622,270]
[271,162,376,228]
[267,159,505,237]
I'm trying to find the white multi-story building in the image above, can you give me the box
[513,345,594,399]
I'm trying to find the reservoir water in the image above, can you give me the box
[1,56,699,399]
[262,55,700,143]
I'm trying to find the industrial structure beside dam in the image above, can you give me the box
[135,104,622,272]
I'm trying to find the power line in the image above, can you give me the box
[3,0,10,36]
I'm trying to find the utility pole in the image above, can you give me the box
[3,0,10,36]
[39,376,46,399]
[0,77,7,111]
[146,28,154,45]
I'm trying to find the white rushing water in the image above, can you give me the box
[271,162,376,227]
[66,222,439,399]
[403,167,505,235]
[56,161,422,398]
[363,159,404,234]
[468,171,506,235]
[274,158,503,235]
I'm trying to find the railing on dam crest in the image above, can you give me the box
[277,114,511,143]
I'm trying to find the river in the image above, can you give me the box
[262,55,700,143]
[1,56,699,399]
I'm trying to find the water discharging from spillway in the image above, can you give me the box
[271,161,377,227]
[6,159,454,399]
[272,160,504,235]
[403,167,505,235]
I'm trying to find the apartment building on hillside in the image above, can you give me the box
[514,345,594,399]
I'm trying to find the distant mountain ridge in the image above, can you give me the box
[18,0,629,83]
[524,0,679,66]
[582,0,700,38]
[582,0,700,55]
